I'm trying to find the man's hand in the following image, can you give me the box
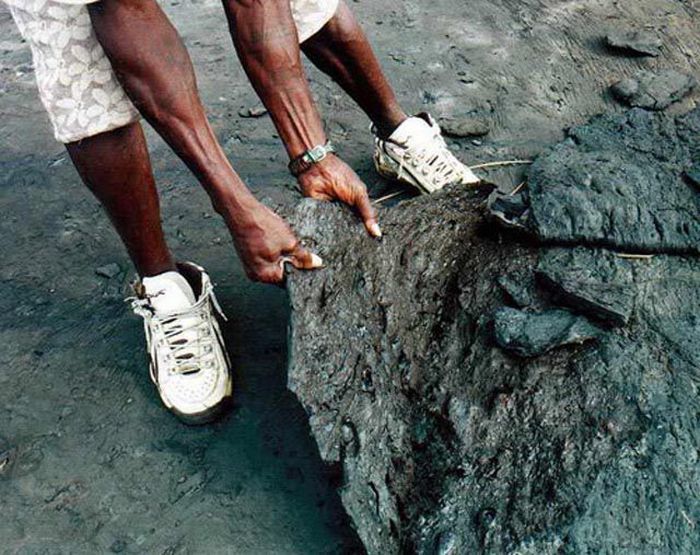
[228,203,323,284]
[297,155,382,238]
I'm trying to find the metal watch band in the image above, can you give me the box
[288,141,336,177]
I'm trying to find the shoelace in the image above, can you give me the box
[399,130,471,188]
[129,285,227,375]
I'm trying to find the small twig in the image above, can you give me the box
[469,160,533,170]
[510,181,527,196]
[374,161,531,204]
[615,253,655,260]
[681,510,696,529]
[373,190,406,204]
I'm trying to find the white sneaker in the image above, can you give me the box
[129,262,232,424]
[372,113,481,194]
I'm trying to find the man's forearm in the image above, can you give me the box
[223,0,327,160]
[86,0,321,284]
[223,0,381,239]
[89,0,261,225]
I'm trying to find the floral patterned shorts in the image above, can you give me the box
[6,0,339,144]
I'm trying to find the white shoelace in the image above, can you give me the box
[130,285,226,376]
[395,130,471,189]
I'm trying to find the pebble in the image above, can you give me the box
[605,30,662,57]
[110,539,127,553]
[95,263,121,279]
[439,117,490,138]
[238,105,268,118]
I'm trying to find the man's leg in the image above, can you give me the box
[301,0,480,192]
[68,122,235,424]
[300,0,407,139]
[88,0,320,284]
[66,122,175,278]
[9,0,241,424]
[7,1,174,278]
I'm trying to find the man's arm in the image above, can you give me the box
[222,0,381,238]
[88,0,321,284]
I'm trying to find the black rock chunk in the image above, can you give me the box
[493,307,604,357]
[523,108,700,254]
[537,248,636,326]
[486,189,530,231]
[611,70,696,110]
[605,30,662,57]
[497,270,537,308]
[287,119,700,554]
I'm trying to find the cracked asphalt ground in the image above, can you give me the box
[0,0,698,553]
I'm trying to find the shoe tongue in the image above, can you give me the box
[388,116,433,145]
[142,271,196,314]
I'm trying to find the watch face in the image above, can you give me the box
[290,142,334,176]
[308,145,326,163]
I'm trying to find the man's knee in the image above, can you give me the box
[88,0,160,22]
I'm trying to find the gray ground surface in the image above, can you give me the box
[1,0,699,553]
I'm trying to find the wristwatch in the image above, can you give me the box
[288,141,336,177]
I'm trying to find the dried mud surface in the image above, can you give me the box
[1,0,699,553]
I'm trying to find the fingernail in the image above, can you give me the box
[370,222,382,238]
[311,253,324,268]
[279,256,293,269]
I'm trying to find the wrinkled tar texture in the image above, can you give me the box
[287,110,699,554]
[526,108,700,254]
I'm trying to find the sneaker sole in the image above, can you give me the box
[171,392,233,426]
[152,363,234,426]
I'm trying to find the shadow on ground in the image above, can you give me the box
[0,151,363,553]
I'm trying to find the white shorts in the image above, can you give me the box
[5,0,340,143]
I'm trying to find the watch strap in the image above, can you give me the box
[289,141,336,177]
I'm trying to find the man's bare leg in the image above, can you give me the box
[66,122,175,278]
[67,123,234,426]
[301,1,408,139]
[88,0,319,284]
[301,1,480,191]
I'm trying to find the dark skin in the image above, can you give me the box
[66,122,175,278]
[69,0,321,284]
[300,1,408,140]
[222,0,411,237]
[222,0,388,238]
